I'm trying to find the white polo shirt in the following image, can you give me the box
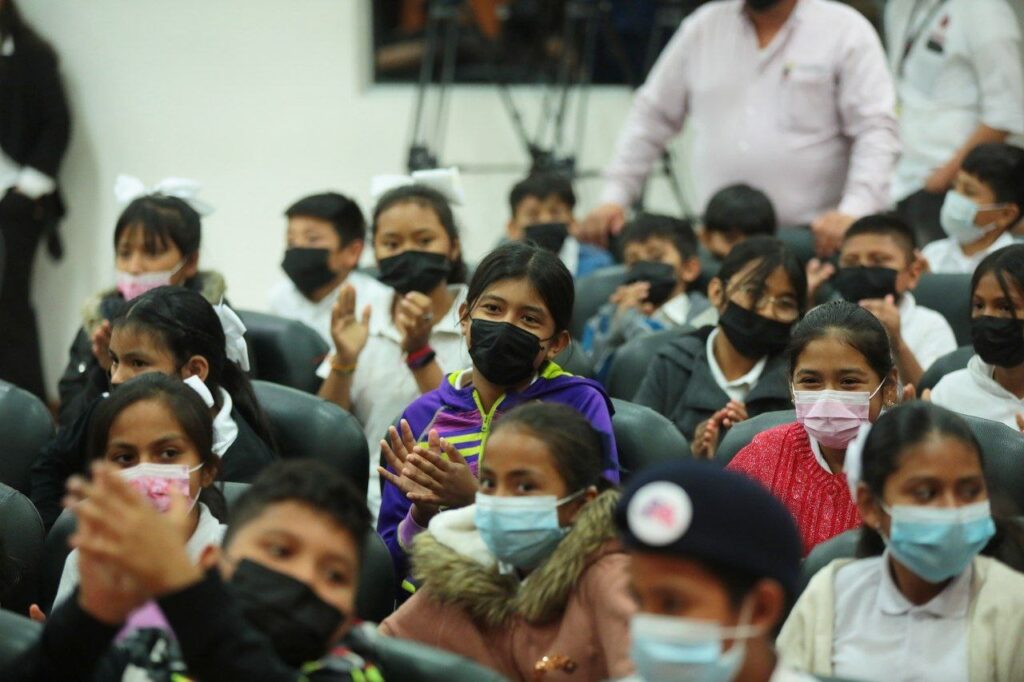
[706,328,768,402]
[885,0,1024,201]
[931,354,1024,430]
[267,270,392,347]
[921,232,1015,275]
[899,293,958,371]
[832,553,970,682]
[316,284,471,519]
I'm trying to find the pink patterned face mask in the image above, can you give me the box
[793,383,883,449]
[115,261,184,301]
[118,462,200,513]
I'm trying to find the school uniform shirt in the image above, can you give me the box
[726,422,861,555]
[632,326,792,441]
[921,232,1015,275]
[53,503,225,609]
[599,0,899,227]
[885,0,1024,202]
[778,556,1024,682]
[377,363,619,589]
[899,292,958,371]
[559,234,614,278]
[316,284,470,520]
[931,354,1023,429]
[267,270,393,347]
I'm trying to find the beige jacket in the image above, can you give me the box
[777,556,1024,682]
[380,490,635,681]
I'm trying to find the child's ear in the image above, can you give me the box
[547,329,571,359]
[449,238,462,267]
[458,302,469,337]
[856,483,884,532]
[998,203,1022,231]
[181,253,200,280]
[679,256,702,285]
[507,218,521,240]
[707,277,725,310]
[340,238,364,270]
[884,368,900,407]
[181,355,210,383]
[200,457,221,488]
[198,545,221,573]
[903,249,925,289]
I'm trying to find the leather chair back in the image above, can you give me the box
[237,310,328,394]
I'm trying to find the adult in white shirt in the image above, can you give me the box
[581,0,899,258]
[268,192,392,347]
[886,0,1024,245]
[318,183,469,518]
[778,401,1024,682]
[931,244,1024,430]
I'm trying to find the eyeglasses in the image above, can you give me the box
[727,283,800,322]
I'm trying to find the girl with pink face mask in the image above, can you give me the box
[56,180,225,429]
[727,300,900,555]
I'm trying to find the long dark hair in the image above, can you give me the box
[787,300,895,384]
[971,244,1024,322]
[491,402,612,492]
[371,184,467,283]
[855,402,1024,565]
[111,287,276,451]
[87,373,227,521]
[114,195,202,263]
[464,241,574,334]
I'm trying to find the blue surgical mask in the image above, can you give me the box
[882,500,995,583]
[629,608,760,682]
[475,490,585,571]
[939,191,1006,245]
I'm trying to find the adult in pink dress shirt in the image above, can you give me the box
[582,0,900,257]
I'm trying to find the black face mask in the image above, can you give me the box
[834,266,899,303]
[377,251,451,294]
[718,302,793,359]
[228,559,345,668]
[746,0,783,10]
[523,222,570,254]
[469,318,544,387]
[626,261,678,307]
[971,315,1024,368]
[282,247,337,297]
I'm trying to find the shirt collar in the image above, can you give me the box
[807,436,834,474]
[876,550,973,618]
[211,387,239,456]
[2,37,13,57]
[706,327,768,391]
[658,292,692,326]
[897,291,917,318]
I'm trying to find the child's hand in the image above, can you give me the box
[76,523,148,625]
[379,428,444,517]
[718,400,748,428]
[805,259,836,303]
[611,282,651,314]
[811,211,855,258]
[859,295,901,344]
[401,439,477,510]
[396,292,435,354]
[90,320,113,371]
[379,420,417,470]
[329,285,371,364]
[27,604,46,622]
[691,416,722,460]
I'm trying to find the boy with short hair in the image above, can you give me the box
[507,172,613,277]
[269,192,390,346]
[615,460,821,682]
[922,142,1024,274]
[808,214,957,387]
[583,214,717,377]
[10,461,497,681]
[701,183,777,260]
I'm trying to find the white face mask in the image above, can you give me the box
[116,260,186,301]
[939,191,1008,245]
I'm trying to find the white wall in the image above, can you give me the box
[23,0,691,400]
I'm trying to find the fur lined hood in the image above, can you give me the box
[80,270,227,332]
[410,489,622,629]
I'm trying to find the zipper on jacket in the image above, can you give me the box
[472,389,507,468]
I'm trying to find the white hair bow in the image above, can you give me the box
[114,174,215,216]
[213,302,251,372]
[844,422,873,497]
[370,167,464,206]
[183,375,216,408]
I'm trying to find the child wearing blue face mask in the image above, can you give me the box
[779,402,1024,682]
[922,143,1024,274]
[380,402,634,681]
[614,459,816,682]
[727,300,901,555]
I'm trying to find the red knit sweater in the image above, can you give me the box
[726,421,861,556]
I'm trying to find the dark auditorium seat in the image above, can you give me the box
[569,265,626,340]
[252,380,369,496]
[554,338,594,378]
[0,483,45,613]
[605,327,692,400]
[611,399,690,482]
[917,345,973,393]
[237,310,328,394]
[0,608,42,671]
[0,380,55,495]
[913,273,972,346]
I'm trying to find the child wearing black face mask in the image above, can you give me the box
[805,214,957,387]
[505,172,613,278]
[317,182,471,522]
[269,191,391,348]
[375,242,620,599]
[582,214,718,379]
[634,237,806,458]
[931,245,1024,430]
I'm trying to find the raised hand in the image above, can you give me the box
[578,203,626,248]
[395,291,435,354]
[91,320,113,371]
[329,284,371,364]
[805,258,836,303]
[399,438,477,510]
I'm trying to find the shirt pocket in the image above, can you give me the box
[780,65,839,135]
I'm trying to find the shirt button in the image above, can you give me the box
[78,362,87,373]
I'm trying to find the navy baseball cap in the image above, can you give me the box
[614,460,803,598]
